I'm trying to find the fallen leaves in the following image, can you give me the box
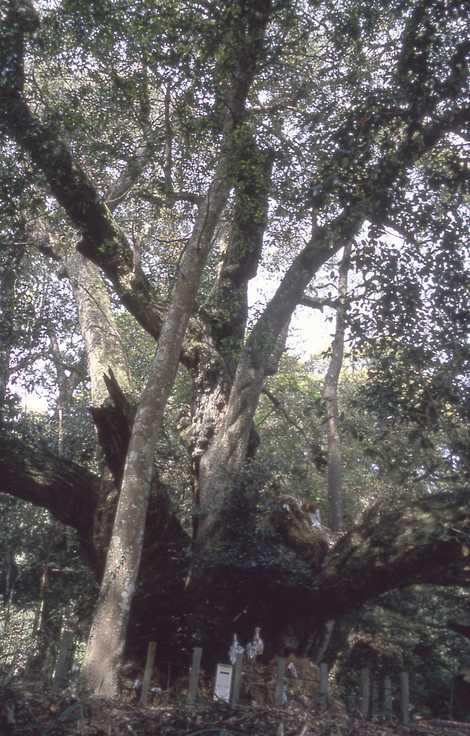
[1,672,470,736]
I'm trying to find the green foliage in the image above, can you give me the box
[334,586,470,718]
[254,354,435,524]
[0,495,95,672]
[349,209,469,485]
[255,355,326,504]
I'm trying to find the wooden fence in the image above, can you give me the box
[139,642,412,724]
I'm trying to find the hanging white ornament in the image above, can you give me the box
[229,633,244,664]
[247,626,264,659]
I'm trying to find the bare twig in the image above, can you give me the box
[300,294,338,311]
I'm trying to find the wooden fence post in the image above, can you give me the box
[319,662,328,709]
[187,646,203,704]
[52,627,75,690]
[400,671,410,726]
[384,676,393,720]
[449,669,455,721]
[230,654,243,707]
[359,668,370,719]
[371,680,379,720]
[274,657,286,706]
[140,641,157,706]
[346,692,356,714]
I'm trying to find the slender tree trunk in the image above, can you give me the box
[0,245,24,415]
[52,612,76,690]
[1,551,17,640]
[323,244,352,532]
[27,563,60,681]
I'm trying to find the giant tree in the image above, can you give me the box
[0,0,469,697]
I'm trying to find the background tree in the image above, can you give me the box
[321,244,352,531]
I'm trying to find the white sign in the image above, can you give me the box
[214,663,233,702]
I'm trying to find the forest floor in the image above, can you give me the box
[2,676,470,736]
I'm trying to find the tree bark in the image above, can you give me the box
[194,222,359,550]
[67,254,133,408]
[323,243,352,531]
[308,487,470,622]
[0,244,25,414]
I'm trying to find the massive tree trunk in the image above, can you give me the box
[193,220,359,557]
[80,1,274,697]
[2,434,470,666]
[190,137,274,544]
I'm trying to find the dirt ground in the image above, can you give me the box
[2,674,470,736]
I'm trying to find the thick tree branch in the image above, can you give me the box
[204,137,274,366]
[0,434,98,536]
[309,487,470,622]
[264,318,290,377]
[0,94,166,339]
[0,3,165,338]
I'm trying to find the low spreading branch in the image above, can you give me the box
[0,435,98,537]
[308,487,470,621]
[1,434,469,631]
